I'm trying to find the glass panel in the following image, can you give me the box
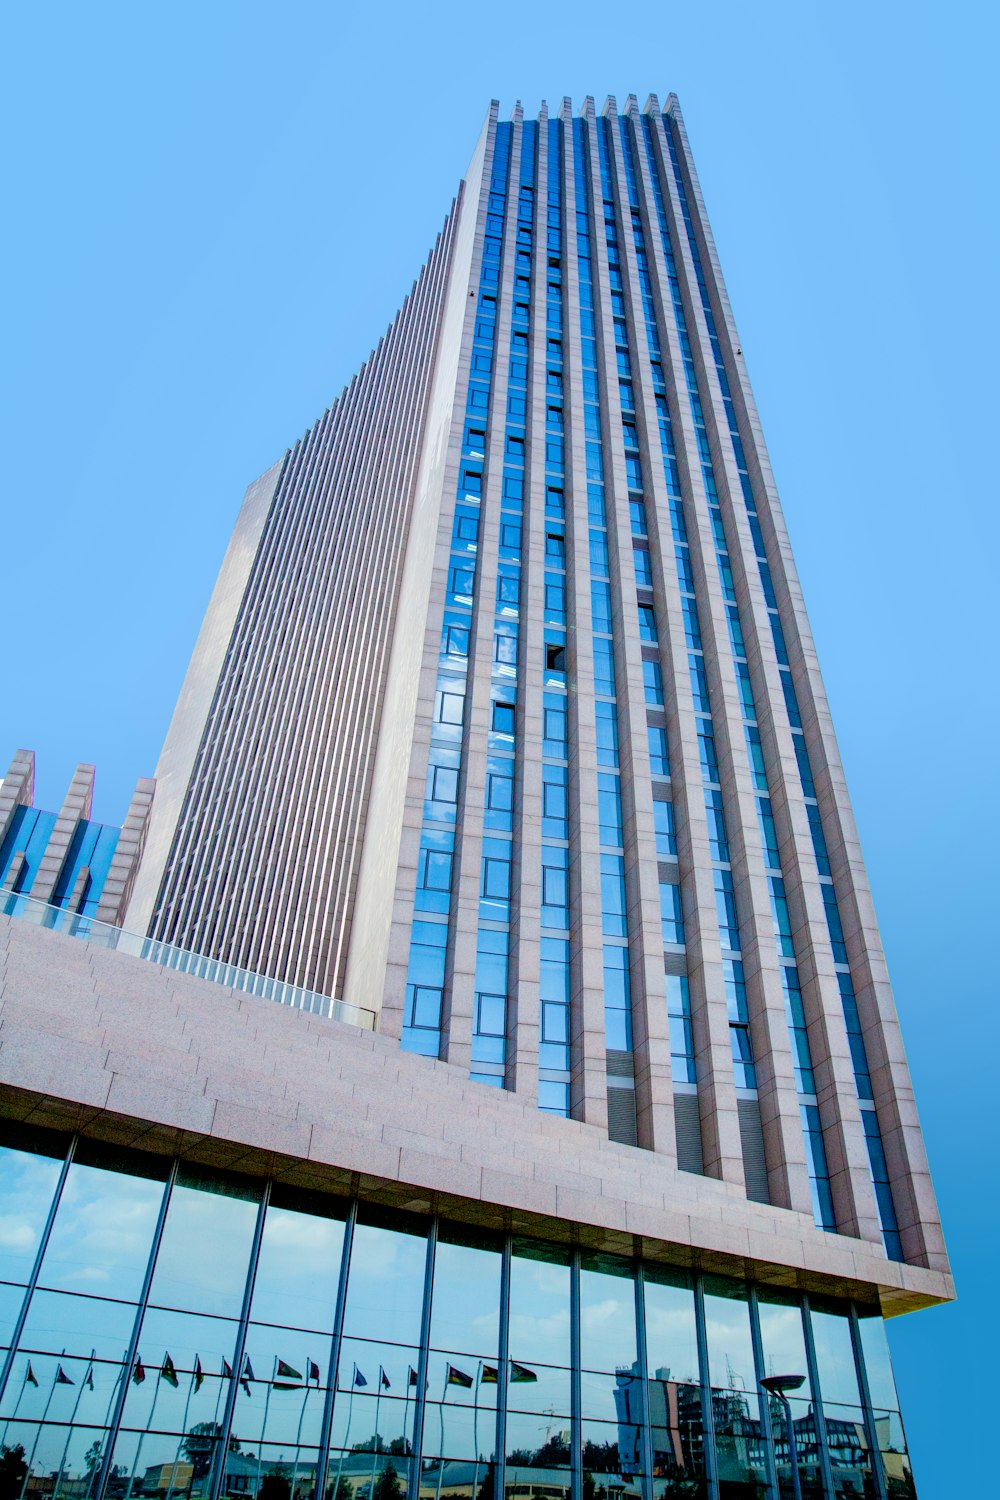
[580,1254,637,1374]
[756,1289,822,1500]
[648,1379,709,1497]
[508,1240,571,1371]
[329,1447,411,1500]
[429,1232,501,1362]
[855,1308,899,1413]
[35,1156,165,1302]
[342,1214,428,1349]
[0,1139,64,1287]
[582,1416,644,1493]
[702,1278,766,1499]
[247,1192,347,1334]
[809,1304,861,1408]
[146,1167,260,1318]
[644,1268,699,1385]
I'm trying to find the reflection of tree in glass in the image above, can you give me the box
[371,1461,403,1500]
[259,1466,291,1500]
[83,1440,103,1496]
[330,1479,354,1500]
[181,1422,242,1479]
[0,1443,28,1500]
[348,1435,411,1456]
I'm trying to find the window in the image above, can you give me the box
[643,659,664,705]
[596,701,619,767]
[545,531,566,561]
[634,547,653,587]
[494,626,518,667]
[543,699,567,757]
[593,638,615,697]
[497,571,520,608]
[430,763,459,806]
[638,604,656,641]
[648,723,670,777]
[653,799,676,858]
[660,880,685,945]
[454,512,479,544]
[542,766,568,837]
[546,642,567,674]
[436,689,464,726]
[492,701,516,735]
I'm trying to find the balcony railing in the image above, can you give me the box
[0,891,375,1030]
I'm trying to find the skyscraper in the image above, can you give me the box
[0,95,950,1500]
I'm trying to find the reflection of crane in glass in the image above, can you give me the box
[542,1409,559,1442]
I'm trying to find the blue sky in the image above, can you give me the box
[2,2,997,1491]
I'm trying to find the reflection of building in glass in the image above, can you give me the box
[1,92,950,1500]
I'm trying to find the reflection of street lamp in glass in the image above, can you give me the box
[760,1375,806,1500]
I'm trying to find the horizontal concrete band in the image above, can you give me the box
[0,915,952,1317]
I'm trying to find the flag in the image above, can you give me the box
[85,1364,95,1392]
[480,1365,498,1385]
[510,1362,537,1384]
[353,1366,368,1388]
[379,1368,390,1391]
[133,1358,146,1386]
[194,1358,204,1392]
[407,1367,419,1388]
[55,1365,74,1386]
[308,1360,320,1384]
[160,1354,179,1389]
[240,1357,254,1395]
[25,1362,38,1388]
[274,1360,302,1389]
[446,1364,473,1389]
[223,1359,233,1380]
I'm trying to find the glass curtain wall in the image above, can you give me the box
[0,1128,914,1500]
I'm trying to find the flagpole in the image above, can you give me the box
[125,1357,165,1500]
[433,1368,449,1500]
[255,1357,276,1499]
[0,1361,33,1451]
[471,1361,482,1500]
[51,1351,94,1500]
[164,1364,198,1500]
[19,1356,67,1500]
[331,1368,357,1500]
[206,1360,232,1500]
[287,1359,313,1500]
[369,1369,383,1500]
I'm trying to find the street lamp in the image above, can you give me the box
[760,1375,807,1500]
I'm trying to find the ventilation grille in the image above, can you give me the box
[738,1097,770,1204]
[674,1091,704,1174]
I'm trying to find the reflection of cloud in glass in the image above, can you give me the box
[0,1148,63,1282]
[149,1185,258,1317]
[757,1302,808,1381]
[249,1206,343,1330]
[40,1166,162,1299]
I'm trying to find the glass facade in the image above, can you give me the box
[0,1127,914,1500]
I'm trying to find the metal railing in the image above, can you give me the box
[0,890,376,1030]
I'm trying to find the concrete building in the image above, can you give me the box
[0,95,948,1500]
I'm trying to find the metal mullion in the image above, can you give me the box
[206,1180,271,1500]
[569,1249,582,1500]
[747,1284,779,1498]
[799,1294,835,1500]
[408,1218,438,1499]
[495,1235,511,1500]
[693,1274,720,1500]
[0,1133,77,1406]
[94,1158,179,1500]
[847,1304,888,1500]
[314,1200,357,1500]
[633,1263,654,1500]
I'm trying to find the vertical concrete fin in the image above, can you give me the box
[96,776,156,927]
[29,763,95,904]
